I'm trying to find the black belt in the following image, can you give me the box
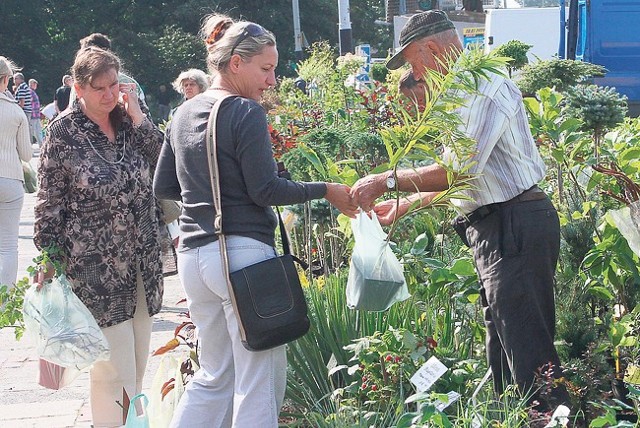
[460,185,547,227]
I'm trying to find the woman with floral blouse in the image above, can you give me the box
[34,47,164,427]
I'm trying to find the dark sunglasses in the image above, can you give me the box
[230,23,266,57]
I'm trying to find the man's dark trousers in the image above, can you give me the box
[465,196,570,410]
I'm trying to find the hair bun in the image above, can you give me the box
[206,20,232,46]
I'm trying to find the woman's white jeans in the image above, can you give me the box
[90,269,153,427]
[0,177,24,289]
[170,236,287,428]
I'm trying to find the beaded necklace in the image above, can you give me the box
[87,131,126,165]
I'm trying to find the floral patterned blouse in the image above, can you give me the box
[34,103,164,328]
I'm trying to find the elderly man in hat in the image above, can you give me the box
[351,10,570,412]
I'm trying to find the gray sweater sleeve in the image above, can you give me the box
[153,130,181,201]
[234,103,326,206]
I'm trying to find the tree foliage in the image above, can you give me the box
[517,58,607,95]
[0,0,391,109]
[493,39,531,78]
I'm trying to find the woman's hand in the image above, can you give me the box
[325,183,359,218]
[34,261,55,291]
[373,199,410,226]
[120,83,145,126]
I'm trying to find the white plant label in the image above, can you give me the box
[544,405,570,428]
[410,356,447,392]
[471,414,484,428]
[435,391,461,411]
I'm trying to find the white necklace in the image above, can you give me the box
[86,131,126,165]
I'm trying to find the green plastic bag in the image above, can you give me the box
[22,161,37,193]
[125,393,150,428]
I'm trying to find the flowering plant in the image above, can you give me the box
[336,327,434,406]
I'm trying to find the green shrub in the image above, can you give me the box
[517,59,606,95]
[494,40,532,78]
[370,62,389,83]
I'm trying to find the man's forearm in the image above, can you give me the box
[396,164,450,193]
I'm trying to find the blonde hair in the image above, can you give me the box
[0,56,20,78]
[200,13,276,73]
[172,69,209,94]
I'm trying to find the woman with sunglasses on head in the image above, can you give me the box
[154,13,357,427]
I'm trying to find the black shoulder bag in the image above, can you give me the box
[205,95,310,352]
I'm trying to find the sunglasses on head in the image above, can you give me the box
[230,23,266,57]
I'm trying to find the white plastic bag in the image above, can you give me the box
[23,274,110,370]
[346,211,410,311]
[608,200,640,257]
[148,354,187,428]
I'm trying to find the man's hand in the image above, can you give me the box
[351,173,387,212]
[325,183,359,218]
[373,191,439,225]
[373,199,410,226]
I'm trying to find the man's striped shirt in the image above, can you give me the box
[448,72,546,214]
[15,82,32,115]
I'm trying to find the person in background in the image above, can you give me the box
[351,10,570,414]
[172,68,209,101]
[54,74,72,115]
[13,72,32,120]
[153,13,357,427]
[34,47,164,427]
[28,79,43,146]
[0,56,32,290]
[156,84,171,122]
[294,76,307,94]
[168,68,210,119]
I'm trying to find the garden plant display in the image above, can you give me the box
[4,42,640,427]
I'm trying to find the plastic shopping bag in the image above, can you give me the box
[23,274,110,371]
[346,211,410,311]
[37,357,82,390]
[22,161,38,193]
[608,200,640,257]
[125,393,150,428]
[148,354,187,428]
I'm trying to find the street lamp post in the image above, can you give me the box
[292,0,303,60]
[338,0,353,55]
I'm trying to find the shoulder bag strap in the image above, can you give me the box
[205,95,307,277]
[205,94,234,282]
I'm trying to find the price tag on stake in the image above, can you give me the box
[434,391,461,411]
[410,356,448,392]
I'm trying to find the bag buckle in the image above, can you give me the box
[214,214,223,235]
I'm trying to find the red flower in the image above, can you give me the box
[426,337,438,349]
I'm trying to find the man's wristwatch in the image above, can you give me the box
[385,172,396,191]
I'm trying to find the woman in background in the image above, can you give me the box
[0,56,32,290]
[173,68,209,101]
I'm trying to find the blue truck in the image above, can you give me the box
[562,0,640,116]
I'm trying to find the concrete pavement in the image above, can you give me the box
[0,149,188,427]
